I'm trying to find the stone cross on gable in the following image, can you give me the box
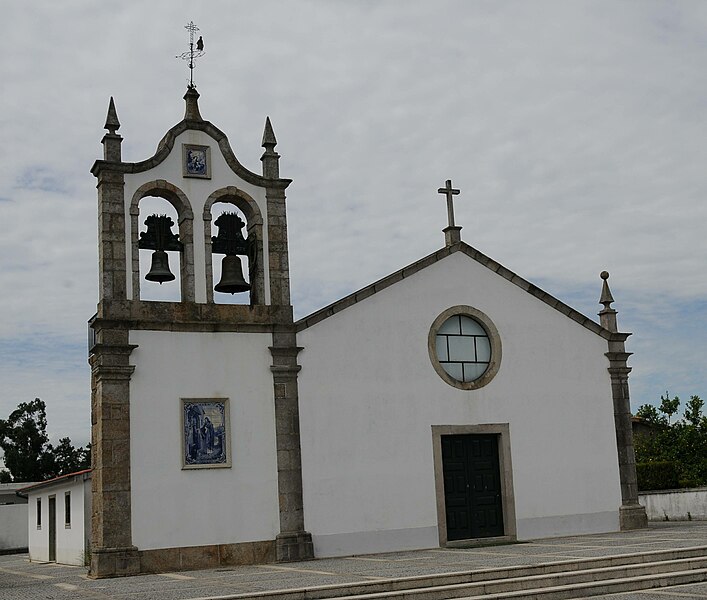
[437,179,462,246]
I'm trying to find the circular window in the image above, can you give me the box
[428,306,501,390]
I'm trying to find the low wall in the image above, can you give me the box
[639,487,707,521]
[0,504,28,551]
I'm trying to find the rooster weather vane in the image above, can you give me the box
[176,21,205,88]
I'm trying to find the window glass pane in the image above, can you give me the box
[435,335,448,362]
[460,316,486,336]
[437,316,461,335]
[37,499,41,527]
[65,493,71,525]
[442,362,463,381]
[463,362,488,382]
[448,336,475,362]
[475,336,491,362]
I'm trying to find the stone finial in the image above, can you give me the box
[102,97,123,162]
[599,271,618,332]
[183,86,203,121]
[261,116,280,179]
[600,271,615,309]
[262,116,277,148]
[104,97,120,134]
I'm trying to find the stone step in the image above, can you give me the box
[455,567,707,600]
[202,546,707,600]
[314,558,707,600]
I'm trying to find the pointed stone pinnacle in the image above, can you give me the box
[104,97,120,134]
[600,271,615,309]
[262,116,277,148]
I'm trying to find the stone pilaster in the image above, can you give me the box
[266,184,291,307]
[270,328,314,562]
[599,272,647,530]
[94,168,127,302]
[88,328,139,578]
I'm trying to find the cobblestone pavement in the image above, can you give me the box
[1,522,706,600]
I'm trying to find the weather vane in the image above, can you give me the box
[176,21,205,89]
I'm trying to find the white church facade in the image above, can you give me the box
[87,85,646,578]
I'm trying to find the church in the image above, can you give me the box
[87,80,647,577]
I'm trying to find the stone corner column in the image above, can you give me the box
[88,326,141,577]
[270,328,314,562]
[607,355,648,531]
[599,271,647,531]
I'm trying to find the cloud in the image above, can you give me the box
[1,0,705,442]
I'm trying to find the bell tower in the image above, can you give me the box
[89,87,313,577]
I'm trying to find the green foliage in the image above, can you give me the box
[635,392,707,490]
[659,391,680,424]
[636,403,667,426]
[636,461,679,491]
[0,398,90,483]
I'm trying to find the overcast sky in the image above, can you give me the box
[1,1,706,448]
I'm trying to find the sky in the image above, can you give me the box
[1,1,706,449]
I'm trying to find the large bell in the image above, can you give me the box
[215,255,250,294]
[145,250,175,284]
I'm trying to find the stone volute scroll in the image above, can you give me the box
[598,271,648,530]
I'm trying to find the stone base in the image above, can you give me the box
[90,541,277,577]
[620,503,648,530]
[276,531,314,562]
[140,540,275,573]
[89,546,140,578]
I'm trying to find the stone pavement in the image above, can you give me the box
[1,522,707,600]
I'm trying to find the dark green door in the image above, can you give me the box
[48,496,56,562]
[442,434,504,540]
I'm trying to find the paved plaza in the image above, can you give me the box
[1,522,707,600]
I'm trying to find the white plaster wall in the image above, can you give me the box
[0,504,28,550]
[27,479,88,565]
[129,330,280,550]
[639,488,707,521]
[123,129,270,304]
[27,494,45,561]
[298,251,621,556]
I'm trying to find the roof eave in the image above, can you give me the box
[295,242,617,340]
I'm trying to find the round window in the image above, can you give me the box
[428,306,501,390]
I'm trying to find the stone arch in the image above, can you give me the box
[129,180,195,302]
[204,186,264,304]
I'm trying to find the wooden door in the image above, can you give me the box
[48,496,56,562]
[442,434,504,540]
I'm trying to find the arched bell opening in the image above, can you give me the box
[137,198,182,302]
[210,203,252,305]
[203,187,264,306]
[129,182,195,303]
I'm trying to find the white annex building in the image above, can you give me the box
[20,471,91,566]
[86,83,647,578]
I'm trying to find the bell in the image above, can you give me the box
[215,255,250,294]
[145,250,175,284]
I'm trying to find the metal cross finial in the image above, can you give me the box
[176,21,205,89]
[437,179,460,229]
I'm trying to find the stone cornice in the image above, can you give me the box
[296,241,623,341]
[92,301,293,332]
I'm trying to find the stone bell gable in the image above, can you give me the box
[88,87,312,578]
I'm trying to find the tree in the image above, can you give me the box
[659,391,680,424]
[0,398,90,482]
[635,393,707,489]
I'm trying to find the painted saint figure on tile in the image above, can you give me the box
[182,399,231,468]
